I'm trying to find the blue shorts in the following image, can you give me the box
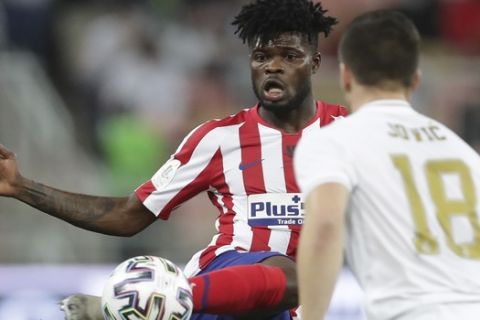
[190,250,293,320]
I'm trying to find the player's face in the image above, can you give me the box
[250,32,320,112]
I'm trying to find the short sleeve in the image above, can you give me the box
[135,122,223,219]
[294,129,357,198]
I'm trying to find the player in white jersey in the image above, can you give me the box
[0,1,346,319]
[294,10,480,320]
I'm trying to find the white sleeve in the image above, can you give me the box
[294,130,357,198]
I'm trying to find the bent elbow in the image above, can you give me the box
[116,216,154,237]
[115,225,144,237]
[117,230,138,238]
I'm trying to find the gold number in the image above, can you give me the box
[392,155,480,259]
[426,160,480,259]
[392,155,439,254]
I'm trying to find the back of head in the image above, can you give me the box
[339,10,420,89]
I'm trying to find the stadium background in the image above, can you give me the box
[0,0,479,318]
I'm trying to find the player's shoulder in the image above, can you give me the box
[188,108,249,138]
[310,105,359,143]
[316,100,349,127]
[174,108,249,156]
[316,100,349,114]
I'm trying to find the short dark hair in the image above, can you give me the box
[339,10,420,88]
[232,0,337,51]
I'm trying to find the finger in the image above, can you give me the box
[0,144,15,159]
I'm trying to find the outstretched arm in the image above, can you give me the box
[0,144,155,236]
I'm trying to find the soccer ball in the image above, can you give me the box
[101,256,193,320]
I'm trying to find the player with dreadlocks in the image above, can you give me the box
[0,0,345,319]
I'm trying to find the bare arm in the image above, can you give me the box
[0,144,155,236]
[298,183,349,320]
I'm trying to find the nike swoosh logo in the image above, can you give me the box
[239,159,264,171]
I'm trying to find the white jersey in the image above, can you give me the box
[295,100,480,319]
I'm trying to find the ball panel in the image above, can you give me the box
[102,256,193,320]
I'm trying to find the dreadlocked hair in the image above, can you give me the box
[232,0,337,47]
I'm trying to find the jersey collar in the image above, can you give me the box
[360,99,412,110]
[251,102,322,133]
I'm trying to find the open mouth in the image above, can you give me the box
[263,79,286,101]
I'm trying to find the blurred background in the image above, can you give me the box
[0,0,479,318]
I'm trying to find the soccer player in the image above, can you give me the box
[0,1,346,319]
[295,10,480,320]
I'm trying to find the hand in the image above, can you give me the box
[0,144,23,197]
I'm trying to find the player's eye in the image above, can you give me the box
[286,53,298,61]
[253,53,267,62]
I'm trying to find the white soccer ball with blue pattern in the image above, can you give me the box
[101,256,193,320]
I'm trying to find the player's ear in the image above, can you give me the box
[339,63,352,92]
[312,52,321,74]
[411,69,422,91]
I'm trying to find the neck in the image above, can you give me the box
[348,85,411,112]
[258,95,316,133]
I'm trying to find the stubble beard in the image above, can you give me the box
[254,81,312,114]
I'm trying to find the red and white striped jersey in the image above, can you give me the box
[135,102,348,276]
